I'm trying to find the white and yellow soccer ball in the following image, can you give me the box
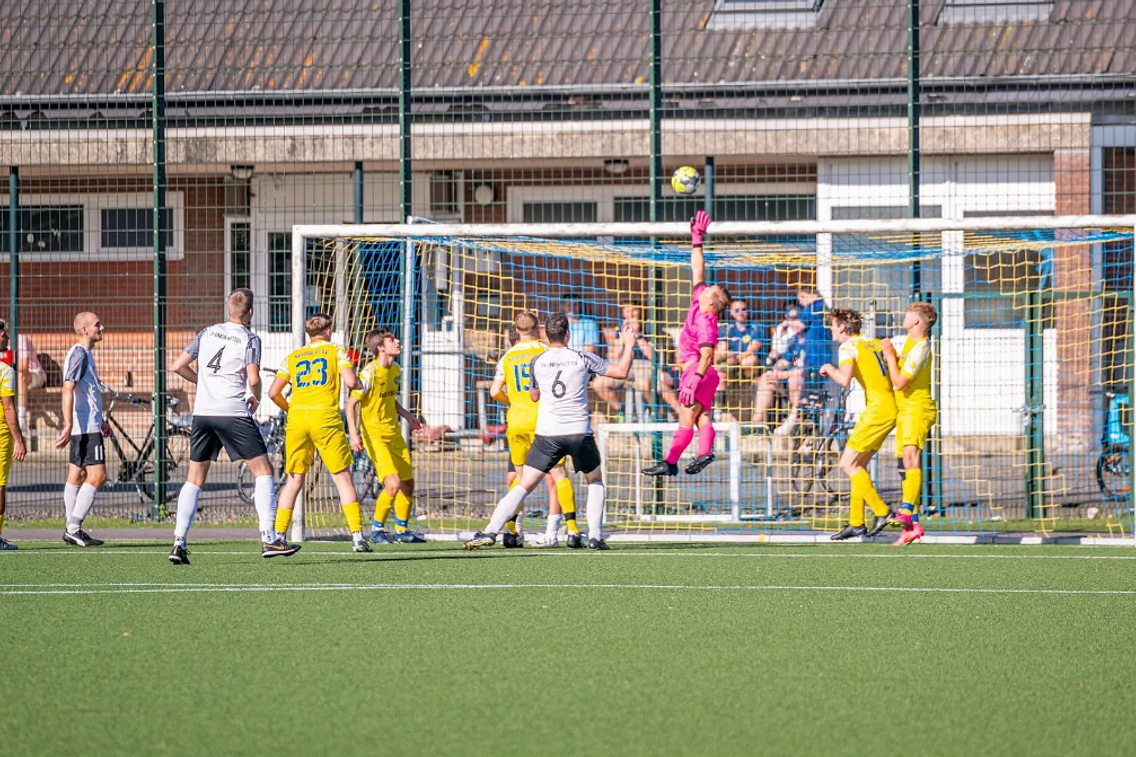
[671,165,701,195]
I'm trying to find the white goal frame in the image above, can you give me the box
[290,215,1136,544]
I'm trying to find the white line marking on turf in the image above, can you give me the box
[2,582,1135,597]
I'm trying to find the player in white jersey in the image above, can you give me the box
[464,314,635,551]
[55,312,108,547]
[167,289,300,564]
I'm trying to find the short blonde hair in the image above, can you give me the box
[513,309,539,336]
[305,313,333,338]
[908,301,938,329]
[708,284,732,315]
[227,288,254,320]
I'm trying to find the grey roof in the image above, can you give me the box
[1,0,1134,99]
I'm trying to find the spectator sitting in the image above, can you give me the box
[715,299,762,369]
[753,320,807,434]
[769,306,802,359]
[595,303,656,421]
[563,293,600,355]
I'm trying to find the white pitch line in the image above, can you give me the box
[1,582,1135,597]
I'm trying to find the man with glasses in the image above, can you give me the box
[716,299,763,369]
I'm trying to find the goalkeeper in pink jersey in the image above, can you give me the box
[643,210,731,477]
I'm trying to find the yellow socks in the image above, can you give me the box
[393,491,412,532]
[556,478,578,534]
[848,491,866,527]
[274,507,293,534]
[341,501,363,534]
[373,491,393,528]
[902,468,923,513]
[850,469,890,517]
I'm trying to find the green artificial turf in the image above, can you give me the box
[2,541,1134,757]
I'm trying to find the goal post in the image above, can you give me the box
[289,215,1136,544]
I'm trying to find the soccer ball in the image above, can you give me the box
[671,166,701,195]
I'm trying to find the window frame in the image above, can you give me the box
[707,0,825,30]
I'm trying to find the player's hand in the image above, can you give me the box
[55,425,72,450]
[246,395,260,414]
[349,432,363,454]
[819,364,834,379]
[690,210,712,247]
[619,323,637,344]
[678,371,703,406]
[13,438,26,462]
[101,421,111,437]
[880,338,896,359]
[408,416,423,433]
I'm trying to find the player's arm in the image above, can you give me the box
[489,375,509,405]
[819,353,854,388]
[171,351,198,385]
[690,210,711,288]
[880,338,909,390]
[2,396,25,461]
[601,324,636,380]
[268,372,290,412]
[395,401,423,432]
[244,336,263,412]
[345,393,363,452]
[528,355,542,403]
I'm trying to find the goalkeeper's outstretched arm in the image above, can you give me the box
[690,210,711,288]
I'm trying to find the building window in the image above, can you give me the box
[939,0,1052,24]
[0,205,84,253]
[228,221,251,292]
[614,195,815,223]
[707,0,825,30]
[267,232,332,334]
[101,207,172,250]
[522,202,597,224]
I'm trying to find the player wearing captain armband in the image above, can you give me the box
[345,328,426,545]
[880,302,938,546]
[491,310,581,549]
[268,313,370,552]
[643,210,732,477]
[819,308,898,541]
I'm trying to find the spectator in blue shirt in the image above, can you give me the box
[715,299,762,368]
[563,294,600,355]
[751,297,815,434]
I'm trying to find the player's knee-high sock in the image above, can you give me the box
[393,491,413,532]
[664,426,695,464]
[342,501,363,536]
[850,469,889,517]
[487,485,528,534]
[253,476,276,543]
[67,483,98,534]
[274,506,293,537]
[848,488,866,527]
[586,482,606,541]
[556,478,578,534]
[503,515,518,534]
[901,468,922,522]
[63,482,79,522]
[174,482,201,546]
[373,491,393,529]
[696,423,716,457]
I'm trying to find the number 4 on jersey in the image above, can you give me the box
[207,347,224,373]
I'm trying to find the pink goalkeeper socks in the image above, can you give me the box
[665,426,695,464]
[696,423,716,457]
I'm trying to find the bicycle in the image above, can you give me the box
[789,384,852,496]
[1095,390,1131,500]
[102,384,192,504]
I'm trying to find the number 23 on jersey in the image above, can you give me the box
[295,358,328,388]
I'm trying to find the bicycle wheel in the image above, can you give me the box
[236,462,255,506]
[135,429,191,504]
[815,434,843,494]
[1096,444,1131,500]
[790,422,821,493]
[353,451,379,502]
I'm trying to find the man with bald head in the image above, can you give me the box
[55,312,108,547]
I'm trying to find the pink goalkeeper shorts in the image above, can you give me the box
[681,364,720,410]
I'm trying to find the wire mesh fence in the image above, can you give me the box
[1,0,1134,537]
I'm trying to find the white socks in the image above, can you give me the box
[63,483,80,522]
[586,482,605,541]
[546,513,562,537]
[67,483,98,534]
[487,485,529,534]
[253,475,277,543]
[174,482,201,546]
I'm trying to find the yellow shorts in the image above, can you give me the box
[364,431,414,482]
[285,410,354,475]
[847,407,897,454]
[0,432,11,487]
[895,408,937,455]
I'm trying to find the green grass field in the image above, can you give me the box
[2,540,1135,757]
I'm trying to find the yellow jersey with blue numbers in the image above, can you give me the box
[896,336,935,413]
[353,359,401,439]
[0,361,13,434]
[839,335,897,412]
[277,339,353,413]
[494,339,546,432]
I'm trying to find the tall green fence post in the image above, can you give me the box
[151,0,169,519]
[8,168,18,408]
[1024,290,1044,520]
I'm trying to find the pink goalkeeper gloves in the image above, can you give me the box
[679,371,703,406]
[690,210,712,247]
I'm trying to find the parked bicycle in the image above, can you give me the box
[102,384,192,504]
[789,384,852,496]
[1096,390,1131,500]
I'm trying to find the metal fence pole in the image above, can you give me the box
[8,168,18,403]
[399,0,415,437]
[151,0,169,519]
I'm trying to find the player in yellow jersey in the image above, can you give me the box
[491,310,581,549]
[881,301,938,546]
[819,308,898,540]
[0,321,28,550]
[345,327,425,544]
[268,313,370,552]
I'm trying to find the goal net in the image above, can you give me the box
[289,216,1136,543]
